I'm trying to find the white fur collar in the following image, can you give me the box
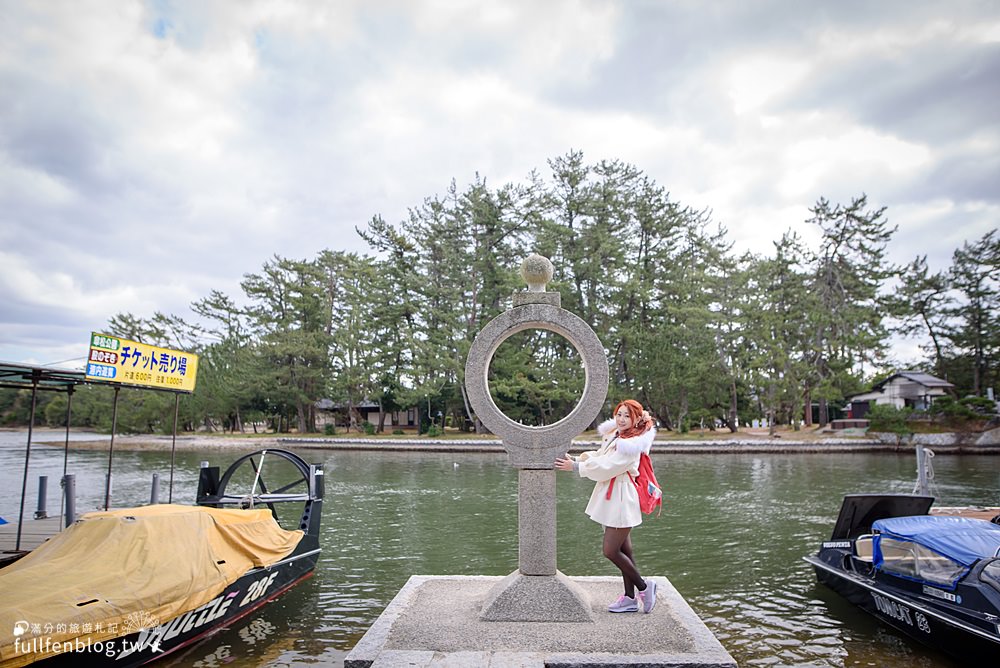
[597,419,655,455]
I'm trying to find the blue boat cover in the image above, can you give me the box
[873,515,1000,567]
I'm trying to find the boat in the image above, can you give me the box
[0,448,323,667]
[804,494,1000,664]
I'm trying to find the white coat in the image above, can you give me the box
[576,419,656,528]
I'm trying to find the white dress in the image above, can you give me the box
[576,419,656,528]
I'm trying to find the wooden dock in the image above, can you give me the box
[931,506,1000,522]
[0,516,65,566]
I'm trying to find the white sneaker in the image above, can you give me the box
[608,594,638,613]
[638,580,657,613]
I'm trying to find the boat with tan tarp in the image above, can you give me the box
[0,449,323,667]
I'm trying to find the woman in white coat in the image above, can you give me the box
[555,399,657,614]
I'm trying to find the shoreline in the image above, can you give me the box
[16,431,1000,455]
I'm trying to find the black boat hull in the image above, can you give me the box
[19,449,325,668]
[806,555,1000,665]
[32,546,319,667]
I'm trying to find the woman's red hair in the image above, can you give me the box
[615,399,650,439]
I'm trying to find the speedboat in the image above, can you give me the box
[0,448,323,667]
[804,494,1000,664]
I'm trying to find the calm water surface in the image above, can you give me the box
[2,431,998,667]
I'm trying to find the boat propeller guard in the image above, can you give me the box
[196,448,324,534]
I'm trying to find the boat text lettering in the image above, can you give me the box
[871,592,913,626]
[122,593,235,659]
[241,572,279,607]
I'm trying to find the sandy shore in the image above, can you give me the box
[29,433,282,451]
[12,426,896,454]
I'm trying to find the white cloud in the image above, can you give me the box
[727,56,810,116]
[777,120,932,200]
[0,0,998,368]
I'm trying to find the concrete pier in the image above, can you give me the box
[345,574,736,667]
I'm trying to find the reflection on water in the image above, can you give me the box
[2,432,996,667]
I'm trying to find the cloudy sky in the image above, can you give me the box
[1,0,997,369]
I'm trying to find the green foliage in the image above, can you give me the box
[363,422,376,436]
[392,429,405,435]
[487,330,584,426]
[944,230,1000,396]
[960,396,998,415]
[804,195,899,424]
[866,404,913,436]
[427,424,443,437]
[324,424,335,436]
[929,396,996,421]
[5,154,995,436]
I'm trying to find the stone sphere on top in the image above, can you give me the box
[520,254,554,292]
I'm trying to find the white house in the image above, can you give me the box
[846,371,954,418]
[315,398,419,430]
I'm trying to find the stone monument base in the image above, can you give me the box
[345,574,737,668]
[479,571,593,622]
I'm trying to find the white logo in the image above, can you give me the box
[12,621,30,637]
[123,611,159,635]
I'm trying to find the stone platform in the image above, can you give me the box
[345,574,736,667]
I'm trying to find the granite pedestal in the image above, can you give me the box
[345,575,736,667]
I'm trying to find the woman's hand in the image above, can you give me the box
[554,455,575,471]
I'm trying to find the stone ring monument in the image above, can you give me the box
[464,253,608,621]
[345,254,738,667]
[464,299,609,469]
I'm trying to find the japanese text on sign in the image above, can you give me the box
[84,332,199,392]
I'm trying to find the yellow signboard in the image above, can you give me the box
[85,332,199,393]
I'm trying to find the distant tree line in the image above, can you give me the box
[2,152,997,434]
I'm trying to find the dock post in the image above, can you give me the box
[62,474,76,526]
[34,476,48,519]
[150,473,160,505]
[915,446,932,496]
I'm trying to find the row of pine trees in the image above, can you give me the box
[3,152,997,434]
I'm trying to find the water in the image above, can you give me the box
[2,430,998,667]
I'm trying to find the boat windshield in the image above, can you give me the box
[982,559,1000,596]
[872,515,1000,588]
[876,535,967,587]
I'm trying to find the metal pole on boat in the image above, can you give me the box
[916,446,929,496]
[60,385,74,526]
[35,476,48,519]
[63,474,76,526]
[105,385,120,511]
[15,370,40,551]
[150,473,160,505]
[168,393,179,503]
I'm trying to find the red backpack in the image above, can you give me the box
[604,451,663,516]
[631,452,663,516]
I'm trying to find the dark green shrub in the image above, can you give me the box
[324,424,335,436]
[959,396,998,415]
[363,422,376,436]
[867,404,913,438]
[427,424,443,437]
[392,429,405,435]
[929,396,978,420]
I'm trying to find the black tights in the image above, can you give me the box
[603,527,647,598]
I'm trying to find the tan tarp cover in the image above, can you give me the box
[0,504,303,667]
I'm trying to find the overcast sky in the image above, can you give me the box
[1,1,997,370]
